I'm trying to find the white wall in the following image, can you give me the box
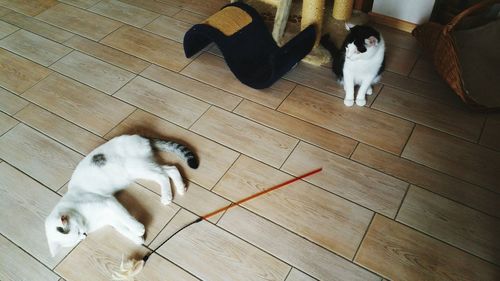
[372,0,435,24]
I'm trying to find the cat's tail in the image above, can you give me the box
[320,34,339,57]
[149,138,199,169]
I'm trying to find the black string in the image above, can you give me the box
[142,217,203,262]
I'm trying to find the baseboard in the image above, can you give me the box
[368,12,417,33]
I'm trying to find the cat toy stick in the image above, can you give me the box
[112,168,322,280]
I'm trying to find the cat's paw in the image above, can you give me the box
[177,184,187,196]
[344,99,354,107]
[132,223,145,236]
[130,235,144,245]
[366,87,373,96]
[161,196,172,205]
[356,99,367,106]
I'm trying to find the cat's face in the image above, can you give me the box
[45,211,87,257]
[344,25,382,61]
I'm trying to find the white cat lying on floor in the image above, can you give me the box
[45,135,198,257]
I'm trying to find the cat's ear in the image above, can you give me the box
[60,215,69,226]
[47,237,62,257]
[345,22,356,30]
[365,36,378,47]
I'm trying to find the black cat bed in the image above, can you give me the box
[183,2,316,89]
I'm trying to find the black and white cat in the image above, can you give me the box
[321,24,385,106]
[45,135,198,257]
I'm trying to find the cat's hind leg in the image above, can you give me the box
[162,165,186,196]
[132,166,173,205]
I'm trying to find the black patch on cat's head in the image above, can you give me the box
[56,226,69,234]
[344,25,381,53]
[91,153,106,167]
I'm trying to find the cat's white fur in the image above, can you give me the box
[342,24,385,107]
[45,135,191,257]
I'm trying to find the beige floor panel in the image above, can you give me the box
[0,48,51,94]
[159,220,291,281]
[119,0,180,16]
[55,226,149,281]
[0,29,71,66]
[279,85,414,155]
[219,206,379,281]
[23,73,136,136]
[384,45,419,76]
[0,124,82,190]
[234,100,357,157]
[173,9,207,24]
[181,53,296,109]
[214,155,373,258]
[15,104,105,155]
[0,6,10,17]
[64,35,150,74]
[409,56,444,84]
[0,235,59,281]
[58,0,100,9]
[0,87,29,115]
[403,125,500,192]
[114,76,209,128]
[134,253,198,281]
[50,51,136,95]
[374,24,420,51]
[0,111,18,135]
[0,20,18,39]
[355,215,500,281]
[101,25,191,72]
[89,0,159,28]
[159,0,226,16]
[144,15,191,43]
[397,186,500,265]
[149,208,196,249]
[1,12,74,43]
[105,110,239,189]
[285,269,318,281]
[283,142,408,217]
[0,162,70,268]
[191,107,298,168]
[480,114,500,151]
[0,0,57,16]
[141,64,242,110]
[36,3,122,41]
[351,143,500,218]
[372,86,485,141]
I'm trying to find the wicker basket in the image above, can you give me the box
[412,0,500,111]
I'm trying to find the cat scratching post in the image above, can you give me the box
[301,0,330,65]
[333,0,354,20]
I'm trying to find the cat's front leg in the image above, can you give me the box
[107,198,145,242]
[110,221,145,245]
[343,75,355,107]
[356,79,373,106]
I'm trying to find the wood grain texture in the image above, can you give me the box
[283,142,408,217]
[160,220,291,281]
[191,107,298,168]
[23,73,135,136]
[105,110,239,189]
[0,124,82,190]
[55,226,149,281]
[15,104,105,155]
[36,3,122,41]
[58,0,100,9]
[101,25,191,72]
[409,56,444,84]
[144,15,191,42]
[149,208,198,249]
[403,125,500,192]
[234,99,357,157]
[355,215,500,281]
[480,114,500,151]
[181,53,296,109]
[1,12,74,43]
[157,0,226,16]
[351,143,500,218]
[0,0,57,16]
[372,86,485,141]
[0,29,71,66]
[219,206,379,281]
[141,64,242,110]
[50,51,135,95]
[0,111,18,135]
[119,0,180,16]
[285,269,318,281]
[0,234,59,281]
[397,186,500,265]
[0,20,18,39]
[0,48,51,94]
[0,87,28,115]
[173,9,207,24]
[384,45,419,76]
[278,85,414,154]
[214,155,374,258]
[89,0,159,28]
[114,76,209,128]
[134,253,198,281]
[0,162,70,268]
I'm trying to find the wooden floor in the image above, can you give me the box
[0,1,499,281]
